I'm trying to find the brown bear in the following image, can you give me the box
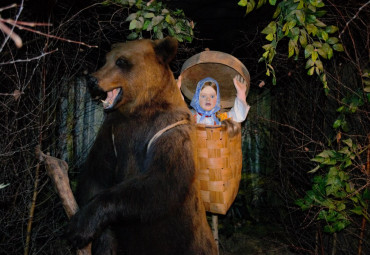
[65,37,218,255]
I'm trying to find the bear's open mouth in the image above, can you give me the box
[101,88,122,110]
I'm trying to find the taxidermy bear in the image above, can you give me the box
[64,37,217,255]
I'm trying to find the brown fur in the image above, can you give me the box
[65,37,217,255]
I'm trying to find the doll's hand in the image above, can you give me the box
[233,75,247,101]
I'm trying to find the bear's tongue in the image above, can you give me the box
[102,88,121,109]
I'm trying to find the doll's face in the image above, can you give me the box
[199,85,217,111]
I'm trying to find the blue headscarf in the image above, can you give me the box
[190,77,221,125]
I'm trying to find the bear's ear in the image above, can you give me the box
[154,37,178,65]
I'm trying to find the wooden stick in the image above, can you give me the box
[211,215,219,255]
[35,146,91,255]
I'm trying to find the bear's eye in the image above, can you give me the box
[115,57,130,69]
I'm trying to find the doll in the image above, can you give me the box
[178,75,250,125]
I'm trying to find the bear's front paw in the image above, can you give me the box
[64,210,96,249]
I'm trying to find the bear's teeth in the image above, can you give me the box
[101,99,111,108]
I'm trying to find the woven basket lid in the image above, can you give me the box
[180,50,250,108]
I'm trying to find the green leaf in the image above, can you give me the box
[317,1,325,8]
[315,10,327,17]
[305,59,314,69]
[306,14,317,23]
[288,20,297,30]
[256,0,266,9]
[321,30,329,41]
[333,43,344,52]
[299,30,307,47]
[126,32,138,40]
[262,44,273,50]
[317,48,327,59]
[266,33,274,41]
[351,207,363,216]
[165,14,176,25]
[326,25,339,34]
[327,47,334,59]
[312,41,322,48]
[269,0,277,5]
[143,19,151,30]
[342,139,353,148]
[126,13,137,22]
[288,40,295,57]
[333,220,349,232]
[344,158,352,168]
[323,158,337,165]
[320,73,327,83]
[152,15,164,26]
[295,10,305,24]
[307,66,315,75]
[315,19,326,27]
[262,21,276,34]
[144,12,155,19]
[297,0,304,9]
[338,146,350,155]
[238,0,248,7]
[129,19,137,30]
[161,9,169,15]
[266,68,270,76]
[246,2,255,14]
[333,119,341,128]
[315,60,323,71]
[363,189,370,200]
[305,44,314,58]
[306,24,318,36]
[155,30,164,39]
[311,50,318,62]
[318,150,335,158]
[308,164,321,173]
[327,37,339,44]
[336,202,346,211]
[272,5,281,18]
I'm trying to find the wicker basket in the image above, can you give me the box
[195,124,242,215]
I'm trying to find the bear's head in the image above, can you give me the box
[87,37,183,114]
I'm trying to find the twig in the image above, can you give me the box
[0,1,24,50]
[339,1,370,38]
[0,49,58,65]
[24,161,41,255]
[0,3,17,12]
[0,20,22,48]
[2,18,98,48]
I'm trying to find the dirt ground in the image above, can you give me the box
[218,232,298,255]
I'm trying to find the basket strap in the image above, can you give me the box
[147,119,189,152]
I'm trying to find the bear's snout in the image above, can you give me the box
[86,75,106,100]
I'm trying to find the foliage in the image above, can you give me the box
[103,0,194,42]
[294,71,370,234]
[238,0,344,90]
[363,67,370,93]
[333,89,366,132]
[295,137,369,233]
